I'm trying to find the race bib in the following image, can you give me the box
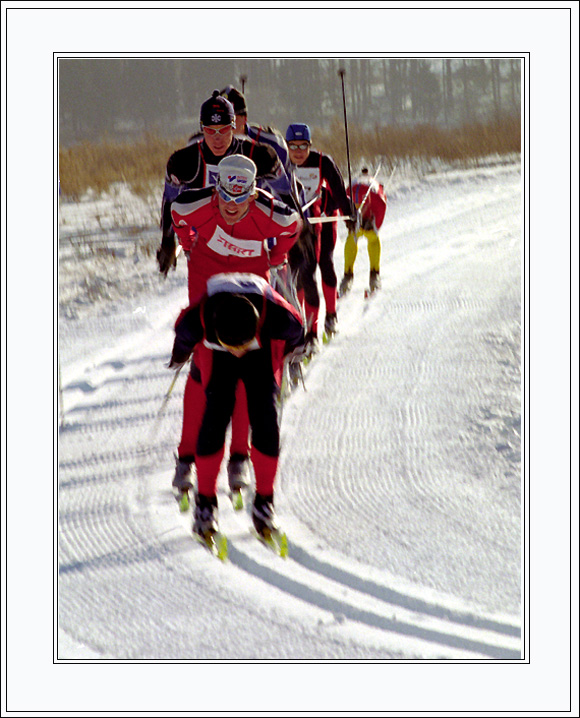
[207,225,264,258]
[204,164,220,187]
[294,167,321,203]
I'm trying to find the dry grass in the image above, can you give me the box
[314,116,521,171]
[59,118,520,198]
[59,132,182,200]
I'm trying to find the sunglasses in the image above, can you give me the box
[203,125,233,136]
[288,142,310,150]
[217,185,252,204]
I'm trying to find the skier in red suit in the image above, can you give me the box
[169,272,304,540]
[339,167,388,296]
[157,89,297,277]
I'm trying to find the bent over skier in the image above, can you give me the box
[169,273,305,540]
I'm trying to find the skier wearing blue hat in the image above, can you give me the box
[285,123,354,354]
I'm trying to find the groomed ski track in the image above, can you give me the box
[58,162,522,660]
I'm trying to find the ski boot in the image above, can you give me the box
[339,272,353,297]
[172,456,194,512]
[369,270,381,294]
[288,359,304,389]
[252,493,288,557]
[303,330,319,361]
[252,493,281,537]
[192,493,227,559]
[228,453,250,510]
[323,312,337,341]
[192,493,219,539]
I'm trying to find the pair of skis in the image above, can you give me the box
[176,487,288,560]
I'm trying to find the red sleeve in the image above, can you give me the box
[370,186,387,229]
[259,199,302,266]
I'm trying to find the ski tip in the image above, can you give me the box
[230,490,244,511]
[176,490,191,512]
[278,532,289,558]
[252,528,288,558]
[195,531,228,561]
[215,533,228,561]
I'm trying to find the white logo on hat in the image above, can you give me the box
[211,113,222,123]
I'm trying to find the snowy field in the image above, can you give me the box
[57,159,522,663]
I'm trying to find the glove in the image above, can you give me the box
[167,357,187,371]
[287,344,308,365]
[157,242,177,276]
[345,218,357,234]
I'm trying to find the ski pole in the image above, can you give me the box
[308,214,353,224]
[384,162,398,192]
[338,68,355,221]
[143,362,186,452]
[157,363,184,418]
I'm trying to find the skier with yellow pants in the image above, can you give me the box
[339,168,388,296]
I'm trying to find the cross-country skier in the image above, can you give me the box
[339,167,388,296]
[168,272,305,540]
[285,123,354,355]
[169,154,302,502]
[219,85,292,179]
[218,85,314,292]
[157,89,296,277]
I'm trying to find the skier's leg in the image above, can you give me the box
[177,371,204,462]
[298,230,320,335]
[366,229,381,273]
[196,350,238,496]
[343,230,359,275]
[228,380,251,491]
[319,221,338,317]
[366,229,382,291]
[242,350,280,496]
[229,380,250,456]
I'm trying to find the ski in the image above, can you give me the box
[174,488,192,513]
[322,327,337,345]
[194,531,228,561]
[252,528,289,558]
[230,488,244,511]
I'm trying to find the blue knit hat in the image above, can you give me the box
[286,123,311,142]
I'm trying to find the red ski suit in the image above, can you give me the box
[349,179,387,230]
[170,186,302,464]
[290,150,351,331]
[171,273,304,497]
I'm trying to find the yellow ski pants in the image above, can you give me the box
[344,228,381,275]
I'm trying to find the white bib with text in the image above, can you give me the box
[207,225,264,258]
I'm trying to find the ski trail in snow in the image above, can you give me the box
[58,163,522,660]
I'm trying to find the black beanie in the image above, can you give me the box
[221,85,247,115]
[213,294,259,348]
[200,90,235,127]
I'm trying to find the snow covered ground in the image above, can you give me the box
[57,159,522,664]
